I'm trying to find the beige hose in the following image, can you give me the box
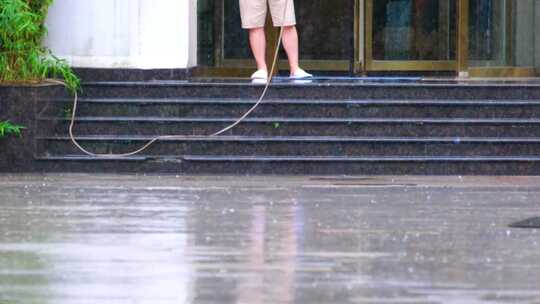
[54,0,289,158]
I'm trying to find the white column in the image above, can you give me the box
[45,0,197,69]
[188,0,198,67]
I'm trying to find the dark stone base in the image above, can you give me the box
[0,84,68,172]
[72,68,189,82]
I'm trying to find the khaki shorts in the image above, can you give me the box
[239,0,296,29]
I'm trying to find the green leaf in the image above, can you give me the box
[0,120,25,138]
[0,0,80,92]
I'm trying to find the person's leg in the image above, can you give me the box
[269,0,311,78]
[240,0,269,77]
[249,27,268,71]
[281,26,299,74]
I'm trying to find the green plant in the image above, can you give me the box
[0,120,25,138]
[0,0,80,92]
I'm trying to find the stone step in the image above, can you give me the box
[76,81,540,100]
[37,136,540,157]
[28,80,540,175]
[34,154,540,175]
[180,155,540,175]
[38,116,540,137]
[42,97,540,119]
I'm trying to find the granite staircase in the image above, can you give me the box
[35,80,540,174]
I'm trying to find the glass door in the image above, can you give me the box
[220,0,358,72]
[197,0,256,77]
[467,0,537,77]
[365,0,457,71]
[197,0,360,76]
[198,0,538,77]
[280,0,358,72]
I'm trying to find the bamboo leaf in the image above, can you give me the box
[0,0,80,92]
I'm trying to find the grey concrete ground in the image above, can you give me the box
[0,174,539,304]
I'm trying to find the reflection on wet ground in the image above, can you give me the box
[0,174,539,304]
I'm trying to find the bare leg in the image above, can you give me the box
[249,27,267,71]
[281,26,299,74]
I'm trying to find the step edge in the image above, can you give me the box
[35,136,540,144]
[37,116,540,124]
[80,80,540,89]
[182,155,540,163]
[46,98,540,106]
[35,154,540,163]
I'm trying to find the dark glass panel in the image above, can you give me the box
[372,0,456,61]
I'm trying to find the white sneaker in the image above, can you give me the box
[251,69,269,80]
[290,68,313,79]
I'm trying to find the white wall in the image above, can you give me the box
[45,0,197,69]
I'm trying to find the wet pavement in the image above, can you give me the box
[0,174,539,304]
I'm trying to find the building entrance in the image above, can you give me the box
[196,0,538,77]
